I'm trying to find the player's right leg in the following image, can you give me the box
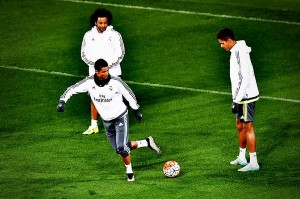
[122,155,135,182]
[230,118,248,165]
[114,113,135,181]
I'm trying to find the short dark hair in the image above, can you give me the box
[94,59,108,71]
[217,28,235,41]
[90,8,113,27]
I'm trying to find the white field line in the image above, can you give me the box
[1,65,299,104]
[60,0,300,26]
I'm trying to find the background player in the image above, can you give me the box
[217,28,260,172]
[81,8,125,135]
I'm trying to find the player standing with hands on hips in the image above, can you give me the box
[57,59,161,181]
[217,28,260,172]
[81,8,125,135]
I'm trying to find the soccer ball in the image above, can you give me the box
[163,160,180,178]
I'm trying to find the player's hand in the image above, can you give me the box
[134,109,142,123]
[231,102,239,114]
[57,100,66,112]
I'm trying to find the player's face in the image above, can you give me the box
[95,17,108,33]
[218,39,233,51]
[95,67,109,80]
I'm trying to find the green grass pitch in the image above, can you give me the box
[0,0,299,198]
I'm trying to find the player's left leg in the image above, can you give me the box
[130,137,161,154]
[238,122,259,171]
[82,102,99,135]
[238,102,259,172]
[83,66,100,135]
[245,122,256,153]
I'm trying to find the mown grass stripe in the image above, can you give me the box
[1,65,299,104]
[60,0,300,26]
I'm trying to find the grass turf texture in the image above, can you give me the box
[0,0,299,198]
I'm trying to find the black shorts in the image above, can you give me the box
[237,102,256,122]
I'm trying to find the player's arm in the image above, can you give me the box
[233,51,252,103]
[57,77,90,112]
[110,33,125,68]
[81,34,95,67]
[117,80,139,109]
[115,78,142,122]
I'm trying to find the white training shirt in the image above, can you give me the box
[230,40,259,103]
[81,25,125,76]
[60,76,139,121]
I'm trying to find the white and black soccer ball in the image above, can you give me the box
[163,160,180,178]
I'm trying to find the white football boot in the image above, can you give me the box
[230,156,248,166]
[238,164,260,172]
[146,136,161,154]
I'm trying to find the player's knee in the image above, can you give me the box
[236,121,244,131]
[116,146,129,157]
[245,122,254,132]
[127,141,132,149]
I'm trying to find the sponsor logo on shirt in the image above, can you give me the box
[93,95,112,103]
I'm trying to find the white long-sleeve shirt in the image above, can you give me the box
[60,76,139,121]
[230,40,259,103]
[81,25,125,76]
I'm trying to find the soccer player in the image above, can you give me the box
[217,28,260,172]
[57,59,161,181]
[81,8,125,135]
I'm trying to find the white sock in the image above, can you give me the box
[137,140,148,148]
[125,163,133,174]
[91,119,98,127]
[249,152,258,165]
[238,147,246,160]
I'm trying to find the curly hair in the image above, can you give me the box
[89,8,113,27]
